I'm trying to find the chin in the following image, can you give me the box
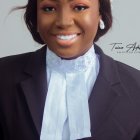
[55,52,77,59]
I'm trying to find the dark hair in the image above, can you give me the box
[13,0,112,44]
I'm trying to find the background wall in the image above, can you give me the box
[0,0,140,70]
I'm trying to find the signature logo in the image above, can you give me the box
[110,42,140,53]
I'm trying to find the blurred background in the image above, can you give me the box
[0,0,140,70]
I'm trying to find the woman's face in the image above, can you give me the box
[37,0,100,58]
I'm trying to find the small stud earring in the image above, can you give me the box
[99,19,105,30]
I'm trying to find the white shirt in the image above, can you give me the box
[40,45,100,140]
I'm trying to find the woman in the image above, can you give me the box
[0,0,140,140]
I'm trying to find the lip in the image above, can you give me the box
[52,33,81,47]
[52,32,81,36]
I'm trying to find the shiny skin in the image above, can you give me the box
[37,0,101,58]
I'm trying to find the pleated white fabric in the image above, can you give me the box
[40,71,67,140]
[40,45,100,140]
[66,73,91,140]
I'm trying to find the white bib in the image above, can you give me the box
[40,45,100,140]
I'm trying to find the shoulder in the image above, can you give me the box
[95,44,140,87]
[114,60,140,99]
[0,46,46,81]
[95,44,140,89]
[0,52,33,73]
[0,52,35,89]
[116,60,140,85]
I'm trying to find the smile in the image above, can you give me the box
[53,33,81,47]
[56,34,78,40]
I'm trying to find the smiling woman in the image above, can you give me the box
[37,0,101,58]
[21,0,112,45]
[0,0,140,140]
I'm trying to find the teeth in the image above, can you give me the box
[57,34,77,40]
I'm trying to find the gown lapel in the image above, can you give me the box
[20,47,47,135]
[88,45,123,139]
[19,45,124,139]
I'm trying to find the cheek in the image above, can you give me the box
[87,14,99,31]
[37,18,48,31]
[78,12,100,33]
[80,15,100,43]
[37,18,52,42]
[37,13,52,33]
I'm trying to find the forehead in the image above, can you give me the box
[38,0,96,2]
[37,0,100,8]
[39,0,78,1]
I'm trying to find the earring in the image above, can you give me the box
[99,19,105,30]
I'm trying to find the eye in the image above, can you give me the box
[42,6,56,13]
[74,5,89,11]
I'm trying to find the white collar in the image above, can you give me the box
[47,45,96,73]
[40,45,99,140]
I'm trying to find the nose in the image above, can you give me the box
[55,9,74,29]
